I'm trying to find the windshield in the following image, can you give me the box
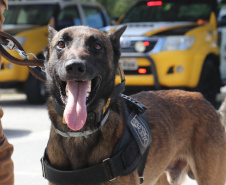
[3,4,57,25]
[121,1,213,23]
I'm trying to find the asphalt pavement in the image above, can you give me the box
[0,89,225,185]
[1,92,49,185]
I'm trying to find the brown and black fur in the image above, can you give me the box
[44,25,226,185]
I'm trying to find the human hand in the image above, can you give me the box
[0,106,3,119]
[0,107,4,138]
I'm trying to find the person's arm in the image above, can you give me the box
[0,108,14,185]
[0,0,14,184]
[0,0,7,31]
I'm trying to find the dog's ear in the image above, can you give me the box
[109,25,127,50]
[48,25,58,43]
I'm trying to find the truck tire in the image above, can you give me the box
[194,58,220,106]
[25,73,47,104]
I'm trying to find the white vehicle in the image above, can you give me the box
[218,0,226,84]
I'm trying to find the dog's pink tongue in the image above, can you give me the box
[64,81,89,131]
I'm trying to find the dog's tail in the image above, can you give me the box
[217,98,226,128]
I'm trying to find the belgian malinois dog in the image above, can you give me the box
[42,25,226,185]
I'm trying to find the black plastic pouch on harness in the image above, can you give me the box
[121,94,152,155]
[111,94,152,178]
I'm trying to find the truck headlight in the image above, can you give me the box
[135,41,146,52]
[161,36,195,51]
[134,41,151,53]
[14,36,27,46]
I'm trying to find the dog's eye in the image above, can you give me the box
[93,43,102,50]
[57,41,65,49]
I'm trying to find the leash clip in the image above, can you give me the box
[6,39,15,50]
[15,47,29,60]
[6,39,29,60]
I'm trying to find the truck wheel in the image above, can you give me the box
[25,73,47,104]
[194,59,220,106]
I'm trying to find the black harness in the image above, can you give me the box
[41,67,152,185]
[41,94,152,185]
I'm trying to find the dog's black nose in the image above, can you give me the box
[65,60,86,74]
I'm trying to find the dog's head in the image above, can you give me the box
[44,25,126,131]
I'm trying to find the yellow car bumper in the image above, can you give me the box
[116,50,205,89]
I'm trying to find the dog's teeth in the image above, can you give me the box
[86,92,90,98]
[65,83,68,97]
[87,81,91,93]
[65,81,91,98]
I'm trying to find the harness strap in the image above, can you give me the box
[138,149,149,185]
[41,137,141,185]
[28,67,46,82]
[110,80,125,99]
[110,65,125,99]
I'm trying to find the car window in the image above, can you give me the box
[82,6,104,29]
[4,5,56,25]
[57,6,81,30]
[121,1,213,23]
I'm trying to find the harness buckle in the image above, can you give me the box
[102,158,116,181]
[139,176,144,184]
[41,157,46,179]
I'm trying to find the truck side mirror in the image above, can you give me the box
[218,15,226,27]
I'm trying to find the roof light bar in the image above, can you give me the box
[147,1,162,6]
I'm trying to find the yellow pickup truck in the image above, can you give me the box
[0,0,109,104]
[113,0,221,105]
